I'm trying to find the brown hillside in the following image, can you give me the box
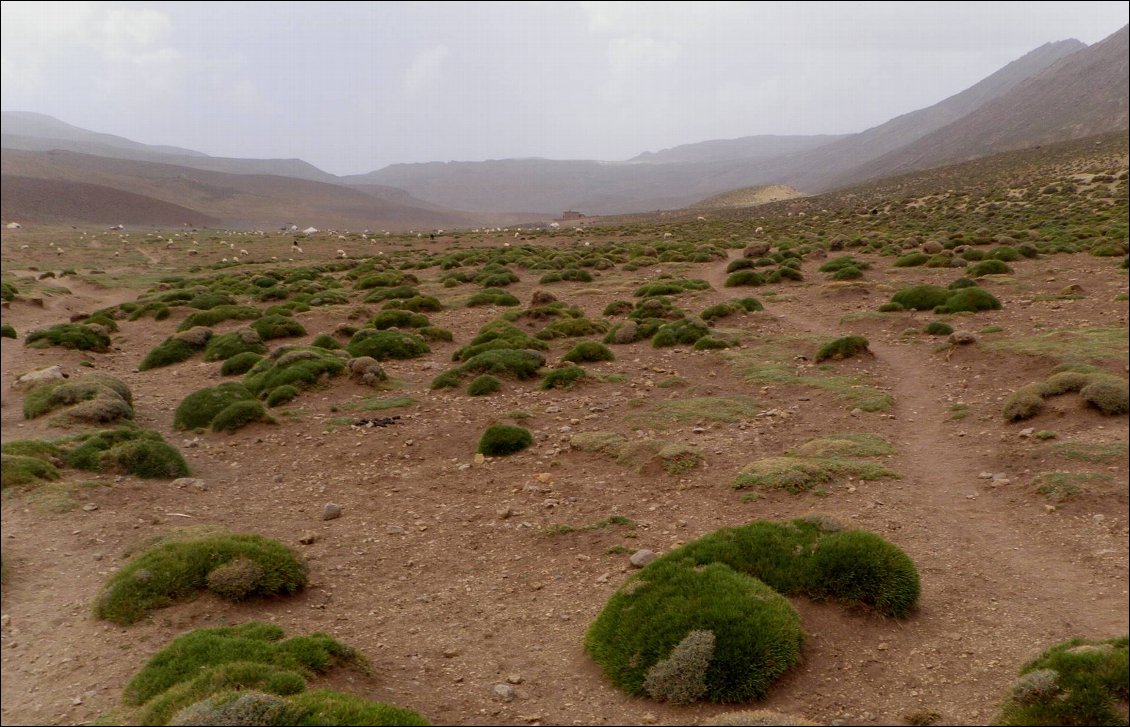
[841,25,1129,185]
[0,149,491,230]
[1,175,221,227]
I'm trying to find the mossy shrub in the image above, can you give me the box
[370,310,429,330]
[968,259,1012,277]
[346,330,430,360]
[924,321,954,336]
[266,386,301,408]
[140,338,199,371]
[203,329,267,362]
[831,265,864,280]
[477,425,533,456]
[174,383,257,430]
[890,285,950,311]
[212,400,272,432]
[815,335,869,362]
[724,270,764,287]
[459,349,544,379]
[25,323,111,352]
[177,305,261,332]
[1079,378,1129,415]
[1,323,16,339]
[603,300,634,317]
[100,437,191,478]
[563,340,614,363]
[893,252,929,267]
[806,530,920,618]
[584,558,803,703]
[251,314,307,340]
[1,453,61,488]
[220,351,264,376]
[281,690,430,726]
[542,365,586,390]
[310,333,342,350]
[1003,386,1044,421]
[467,375,502,396]
[694,335,734,351]
[652,319,710,348]
[467,288,520,307]
[23,374,134,424]
[726,258,756,273]
[96,533,307,625]
[244,347,346,396]
[995,636,1128,727]
[417,326,453,342]
[384,295,443,313]
[934,287,1001,314]
[123,621,357,724]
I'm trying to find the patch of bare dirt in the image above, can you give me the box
[1,234,1127,727]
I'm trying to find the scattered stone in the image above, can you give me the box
[595,573,610,583]
[386,525,406,535]
[497,506,514,520]
[82,503,98,512]
[493,684,515,702]
[948,331,977,345]
[172,477,207,491]
[629,549,657,568]
[322,503,342,521]
[1018,428,1034,438]
[978,472,994,479]
[298,532,319,545]
[443,647,460,658]
[507,673,524,685]
[877,642,889,651]
[850,408,864,417]
[474,453,486,464]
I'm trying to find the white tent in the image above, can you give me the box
[302,227,319,234]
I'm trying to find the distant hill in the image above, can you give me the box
[840,25,1129,185]
[1,174,221,227]
[630,135,844,165]
[0,150,495,230]
[691,185,803,209]
[1,111,339,184]
[352,35,1091,213]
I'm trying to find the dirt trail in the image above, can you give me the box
[703,252,1127,718]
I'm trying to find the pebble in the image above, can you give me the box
[298,532,319,545]
[493,684,515,702]
[172,477,207,491]
[850,408,863,417]
[629,549,657,568]
[386,525,406,535]
[507,673,524,684]
[1018,428,1034,438]
[82,503,98,512]
[322,503,342,521]
[443,647,460,658]
[978,472,993,479]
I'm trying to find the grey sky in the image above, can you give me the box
[2,1,1126,175]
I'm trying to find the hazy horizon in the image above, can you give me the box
[2,1,1127,176]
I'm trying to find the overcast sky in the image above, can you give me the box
[1,1,1126,175]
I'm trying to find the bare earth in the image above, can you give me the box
[1,229,1127,727]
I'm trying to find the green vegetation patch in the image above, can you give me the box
[733,456,896,495]
[477,425,533,456]
[203,328,267,362]
[627,396,760,428]
[346,329,430,360]
[96,531,307,625]
[727,337,893,412]
[177,305,261,332]
[585,517,919,704]
[23,373,134,425]
[244,346,347,400]
[25,322,111,352]
[995,636,1128,726]
[985,327,1128,366]
[1032,472,1114,503]
[251,314,307,340]
[570,431,703,475]
[118,621,427,726]
[815,335,870,362]
[174,382,257,431]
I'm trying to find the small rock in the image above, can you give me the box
[82,503,98,512]
[473,453,486,464]
[978,472,994,479]
[641,713,658,725]
[298,532,319,545]
[385,525,406,535]
[595,573,610,583]
[629,549,657,568]
[850,408,863,417]
[493,684,515,702]
[1045,505,1057,513]
[72,696,83,706]
[13,365,67,391]
[1018,428,1034,438]
[172,477,207,491]
[544,405,561,414]
[443,647,460,658]
[949,331,977,345]
[0,614,11,629]
[877,642,889,651]
[322,503,342,521]
[507,673,524,685]
[497,506,514,520]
